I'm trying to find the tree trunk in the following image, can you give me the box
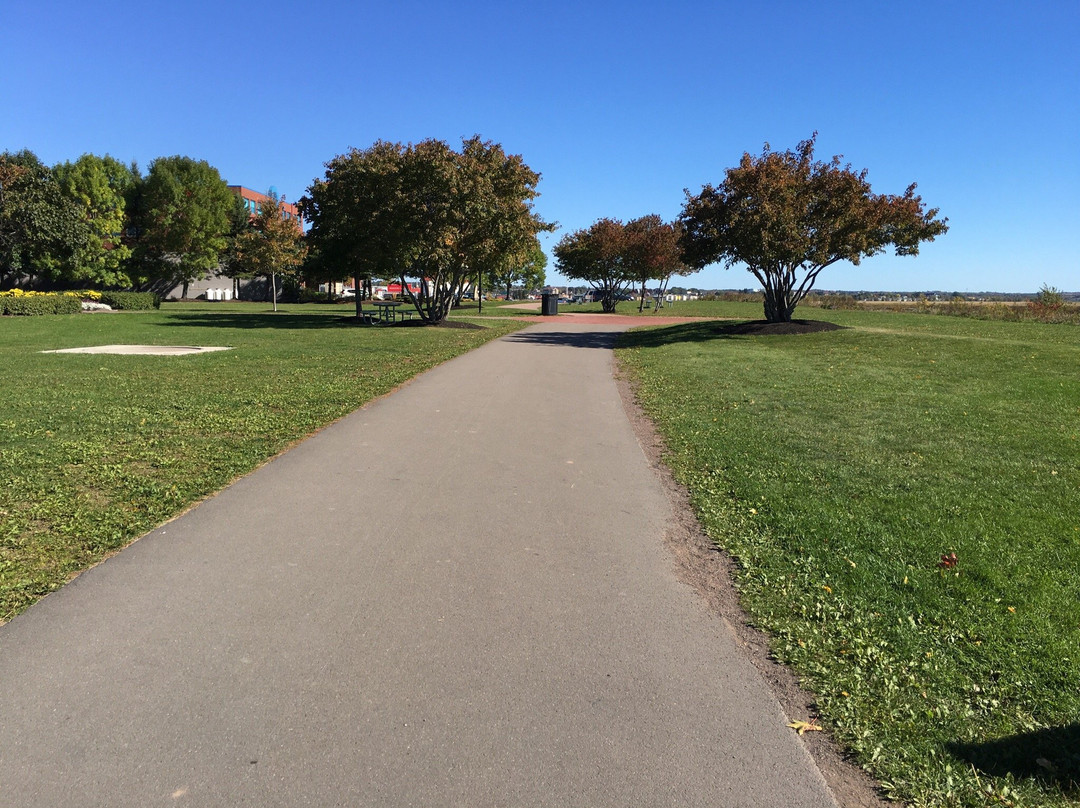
[762,285,794,322]
[271,272,278,312]
[639,279,646,313]
[181,280,189,300]
[655,276,669,310]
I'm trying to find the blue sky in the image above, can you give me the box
[3,0,1077,292]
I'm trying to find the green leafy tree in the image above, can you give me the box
[0,150,93,288]
[302,136,551,324]
[486,239,546,300]
[680,134,949,322]
[449,137,554,315]
[134,156,237,298]
[553,217,633,312]
[299,140,406,318]
[234,192,307,312]
[53,154,137,287]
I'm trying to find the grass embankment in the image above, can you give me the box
[0,302,522,622]
[618,308,1079,808]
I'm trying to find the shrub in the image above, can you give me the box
[0,292,82,316]
[297,288,331,304]
[701,291,763,303]
[809,293,859,310]
[99,291,160,310]
[1025,284,1074,323]
[1035,284,1065,308]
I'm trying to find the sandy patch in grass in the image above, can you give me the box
[41,345,232,356]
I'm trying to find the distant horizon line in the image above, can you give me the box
[544,286,1078,298]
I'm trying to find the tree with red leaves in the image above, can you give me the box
[680,134,949,323]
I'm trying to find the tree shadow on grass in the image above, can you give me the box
[158,312,372,331]
[948,724,1080,795]
[618,319,848,350]
[503,330,621,350]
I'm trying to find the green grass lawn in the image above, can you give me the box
[0,302,523,622]
[618,309,1079,808]
[446,300,542,318]
[447,297,767,320]
[511,298,769,318]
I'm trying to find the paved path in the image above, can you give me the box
[0,322,838,807]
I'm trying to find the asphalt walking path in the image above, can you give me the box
[0,321,839,807]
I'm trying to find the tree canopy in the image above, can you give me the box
[299,140,404,316]
[680,134,949,322]
[133,155,237,298]
[301,136,552,323]
[554,215,684,313]
[553,218,632,312]
[623,214,689,311]
[234,192,307,311]
[485,239,546,300]
[0,150,92,289]
[53,154,138,287]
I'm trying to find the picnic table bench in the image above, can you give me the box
[364,300,419,324]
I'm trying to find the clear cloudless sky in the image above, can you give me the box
[3,0,1077,292]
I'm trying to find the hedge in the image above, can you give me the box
[0,294,82,316]
[99,291,160,310]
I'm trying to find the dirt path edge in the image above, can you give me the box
[614,358,893,808]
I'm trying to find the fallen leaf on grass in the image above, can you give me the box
[787,720,822,735]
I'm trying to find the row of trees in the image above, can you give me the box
[4,134,946,324]
[555,134,948,323]
[552,215,689,313]
[0,150,264,294]
[2,138,551,325]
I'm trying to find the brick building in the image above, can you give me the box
[227,186,302,227]
[156,185,304,300]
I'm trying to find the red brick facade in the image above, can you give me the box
[227,186,302,227]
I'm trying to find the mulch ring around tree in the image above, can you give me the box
[712,319,848,336]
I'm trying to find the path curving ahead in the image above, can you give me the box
[0,322,838,807]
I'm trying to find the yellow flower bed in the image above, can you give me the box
[0,289,103,300]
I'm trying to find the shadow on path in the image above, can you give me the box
[504,330,621,350]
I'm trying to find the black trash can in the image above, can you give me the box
[541,293,558,316]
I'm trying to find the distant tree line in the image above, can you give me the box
[1,150,250,294]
